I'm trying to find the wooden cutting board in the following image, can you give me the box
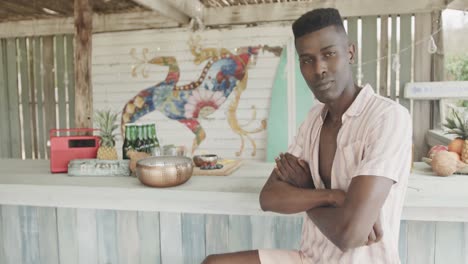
[193,160,243,176]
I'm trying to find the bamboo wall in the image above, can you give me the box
[0,35,75,159]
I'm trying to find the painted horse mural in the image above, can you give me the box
[122,43,268,156]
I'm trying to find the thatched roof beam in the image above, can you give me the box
[130,0,190,24]
[204,0,452,26]
[0,11,178,38]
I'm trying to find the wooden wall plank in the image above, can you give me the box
[160,212,183,264]
[390,16,398,101]
[251,215,275,249]
[137,211,161,264]
[18,37,33,159]
[28,37,39,159]
[0,205,4,263]
[182,213,206,263]
[361,16,378,90]
[273,216,302,250]
[76,208,98,264]
[465,223,468,264]
[379,16,389,97]
[3,206,468,263]
[57,208,78,264]
[205,214,229,255]
[435,222,465,264]
[96,210,118,264]
[66,35,75,129]
[412,13,432,161]
[55,35,67,129]
[347,17,359,82]
[117,211,140,264]
[33,37,46,159]
[399,220,408,264]
[399,15,412,110]
[42,36,56,158]
[6,38,21,158]
[228,215,252,251]
[37,207,59,264]
[407,221,435,264]
[19,206,40,264]
[1,205,23,264]
[0,39,12,158]
[430,10,444,128]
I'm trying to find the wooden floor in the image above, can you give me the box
[1,205,467,264]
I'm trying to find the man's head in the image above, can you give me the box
[293,8,356,104]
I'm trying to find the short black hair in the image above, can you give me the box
[292,8,345,39]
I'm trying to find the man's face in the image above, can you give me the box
[295,26,354,103]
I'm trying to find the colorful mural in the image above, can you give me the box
[122,38,276,156]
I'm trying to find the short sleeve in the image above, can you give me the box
[287,121,308,158]
[353,105,412,183]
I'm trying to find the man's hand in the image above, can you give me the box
[366,214,383,246]
[275,153,313,188]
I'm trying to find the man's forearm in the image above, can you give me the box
[307,207,368,251]
[260,181,338,214]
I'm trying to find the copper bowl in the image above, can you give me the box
[193,154,218,167]
[136,156,193,187]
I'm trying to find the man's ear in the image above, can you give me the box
[348,43,356,64]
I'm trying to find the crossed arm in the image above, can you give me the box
[259,153,392,252]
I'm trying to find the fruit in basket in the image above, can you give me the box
[427,145,448,158]
[431,150,466,176]
[95,109,119,160]
[448,138,464,155]
[443,109,468,163]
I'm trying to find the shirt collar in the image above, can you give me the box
[319,84,374,122]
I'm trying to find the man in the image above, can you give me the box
[203,8,411,264]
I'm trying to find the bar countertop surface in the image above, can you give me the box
[0,159,467,222]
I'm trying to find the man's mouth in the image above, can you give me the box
[316,81,334,91]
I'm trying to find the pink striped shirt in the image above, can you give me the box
[288,84,412,264]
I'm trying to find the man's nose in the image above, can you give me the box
[313,59,327,77]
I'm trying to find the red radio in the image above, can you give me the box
[49,128,100,173]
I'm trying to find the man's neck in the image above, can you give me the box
[324,83,360,123]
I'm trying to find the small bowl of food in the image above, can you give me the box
[193,154,218,168]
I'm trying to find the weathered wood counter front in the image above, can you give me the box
[0,160,467,264]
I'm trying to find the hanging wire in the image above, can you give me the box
[359,26,444,67]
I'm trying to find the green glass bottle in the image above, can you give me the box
[150,123,160,148]
[129,124,137,152]
[122,123,133,159]
[135,124,144,152]
[143,124,151,153]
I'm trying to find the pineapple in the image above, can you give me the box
[95,110,119,160]
[443,108,468,163]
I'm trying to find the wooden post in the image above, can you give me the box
[431,10,444,128]
[413,13,432,161]
[74,0,93,129]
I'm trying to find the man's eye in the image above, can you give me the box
[301,58,313,64]
[324,51,336,57]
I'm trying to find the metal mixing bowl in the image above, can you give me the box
[136,156,193,187]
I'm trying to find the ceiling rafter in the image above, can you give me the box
[130,0,190,24]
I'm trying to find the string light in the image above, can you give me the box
[427,35,438,54]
